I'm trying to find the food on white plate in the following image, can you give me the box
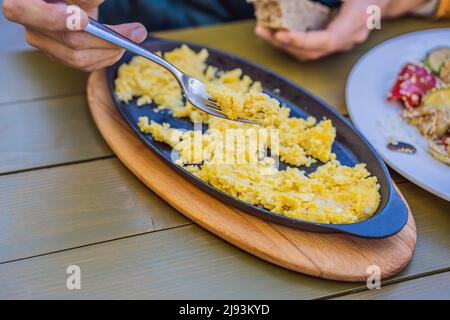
[406,87,450,138]
[249,0,331,32]
[424,47,450,75]
[429,137,450,165]
[115,45,381,224]
[388,63,439,109]
[387,141,417,154]
[440,59,450,84]
[388,48,450,165]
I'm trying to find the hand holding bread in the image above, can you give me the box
[3,0,147,71]
[254,0,430,61]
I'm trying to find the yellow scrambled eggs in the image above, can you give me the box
[115,45,380,224]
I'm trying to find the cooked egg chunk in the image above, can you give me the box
[116,45,381,224]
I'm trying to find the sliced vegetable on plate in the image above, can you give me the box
[424,47,450,75]
[388,63,440,109]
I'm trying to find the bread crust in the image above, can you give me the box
[250,0,331,32]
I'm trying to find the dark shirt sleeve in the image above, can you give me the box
[316,0,341,7]
[98,0,341,31]
[99,0,254,31]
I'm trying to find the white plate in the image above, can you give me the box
[346,29,450,201]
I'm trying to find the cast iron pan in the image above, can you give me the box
[106,38,408,238]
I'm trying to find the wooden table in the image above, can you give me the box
[0,19,449,300]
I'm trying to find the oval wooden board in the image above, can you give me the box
[87,70,416,282]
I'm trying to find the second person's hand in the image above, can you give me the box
[3,0,148,71]
[255,0,428,61]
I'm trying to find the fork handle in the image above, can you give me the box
[85,18,183,79]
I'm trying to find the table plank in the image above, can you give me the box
[0,155,448,296]
[0,51,87,105]
[0,158,190,263]
[0,224,358,300]
[395,183,450,275]
[334,272,450,300]
[1,18,449,299]
[0,190,448,300]
[0,95,112,174]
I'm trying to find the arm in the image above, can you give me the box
[437,0,450,18]
[2,0,148,71]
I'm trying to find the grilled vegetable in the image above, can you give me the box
[388,63,439,108]
[424,47,450,74]
[422,87,450,108]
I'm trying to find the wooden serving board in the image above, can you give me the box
[87,70,417,282]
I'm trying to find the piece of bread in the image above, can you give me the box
[250,0,331,32]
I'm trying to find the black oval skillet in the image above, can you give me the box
[106,38,409,239]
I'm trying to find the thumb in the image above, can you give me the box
[106,23,148,43]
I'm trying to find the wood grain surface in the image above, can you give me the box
[0,157,447,287]
[334,271,450,300]
[1,18,449,299]
[87,70,417,282]
[1,188,447,299]
[0,95,111,173]
[0,158,189,263]
[0,224,358,300]
[0,51,87,105]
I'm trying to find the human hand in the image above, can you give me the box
[3,0,148,71]
[255,0,427,61]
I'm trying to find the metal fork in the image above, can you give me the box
[85,18,257,124]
